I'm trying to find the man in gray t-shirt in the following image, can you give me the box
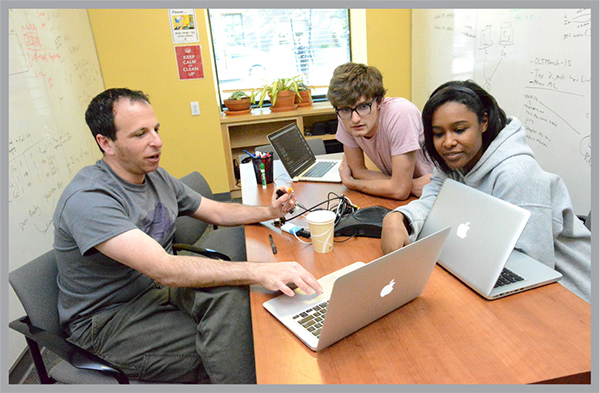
[53,88,323,384]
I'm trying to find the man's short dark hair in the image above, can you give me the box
[85,88,150,152]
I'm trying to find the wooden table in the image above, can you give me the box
[241,159,591,385]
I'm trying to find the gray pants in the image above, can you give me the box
[69,283,256,384]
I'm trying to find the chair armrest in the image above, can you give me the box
[9,316,130,384]
[172,243,232,261]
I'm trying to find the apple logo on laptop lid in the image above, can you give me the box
[456,222,470,239]
[380,279,395,297]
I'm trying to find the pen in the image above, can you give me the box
[277,188,296,214]
[277,188,307,211]
[276,187,294,199]
[244,150,256,159]
[269,234,277,254]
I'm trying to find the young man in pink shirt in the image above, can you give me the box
[327,62,432,199]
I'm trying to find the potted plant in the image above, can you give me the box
[295,82,315,107]
[224,91,252,112]
[253,76,302,112]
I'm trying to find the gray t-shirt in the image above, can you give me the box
[53,159,202,334]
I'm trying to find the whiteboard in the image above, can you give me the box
[8,8,105,366]
[412,9,592,215]
[8,9,104,270]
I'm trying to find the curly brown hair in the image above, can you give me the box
[326,62,387,108]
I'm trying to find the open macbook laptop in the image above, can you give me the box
[417,179,562,300]
[267,123,341,182]
[263,227,450,351]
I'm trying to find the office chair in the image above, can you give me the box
[174,171,247,262]
[9,246,223,384]
[9,250,133,384]
[250,137,327,161]
[581,210,591,231]
[305,138,327,156]
[586,211,591,230]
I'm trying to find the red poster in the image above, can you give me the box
[175,45,204,80]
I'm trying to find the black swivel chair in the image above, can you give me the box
[9,240,230,385]
[9,250,133,384]
[584,210,591,231]
[9,247,230,384]
[578,210,592,231]
[174,171,247,262]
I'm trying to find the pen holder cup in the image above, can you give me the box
[252,155,274,185]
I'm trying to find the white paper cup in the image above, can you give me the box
[306,210,336,253]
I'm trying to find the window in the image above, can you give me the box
[208,9,351,106]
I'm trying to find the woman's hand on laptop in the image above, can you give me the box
[381,211,411,254]
[255,261,323,297]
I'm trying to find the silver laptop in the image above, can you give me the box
[267,123,341,183]
[418,179,562,300]
[263,227,450,351]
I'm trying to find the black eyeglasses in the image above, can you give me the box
[335,98,377,120]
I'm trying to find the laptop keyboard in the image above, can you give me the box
[303,161,336,178]
[292,300,329,338]
[494,267,525,288]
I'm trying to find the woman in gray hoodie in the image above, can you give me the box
[381,80,591,303]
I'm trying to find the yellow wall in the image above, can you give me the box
[87,9,411,194]
[350,9,368,64]
[87,9,228,192]
[366,9,412,99]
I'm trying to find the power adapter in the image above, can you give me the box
[281,223,311,238]
[280,222,301,234]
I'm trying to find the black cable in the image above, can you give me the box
[284,195,350,222]
[272,192,363,242]
[334,232,357,243]
[325,192,358,226]
[279,192,359,239]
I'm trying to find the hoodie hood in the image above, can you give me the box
[461,117,536,184]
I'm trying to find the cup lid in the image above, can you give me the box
[306,210,336,224]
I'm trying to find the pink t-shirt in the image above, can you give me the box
[336,97,433,177]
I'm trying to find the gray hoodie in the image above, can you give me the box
[395,117,591,303]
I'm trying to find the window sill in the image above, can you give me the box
[219,101,335,124]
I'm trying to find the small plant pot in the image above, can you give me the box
[295,90,313,107]
[269,90,297,112]
[224,98,251,112]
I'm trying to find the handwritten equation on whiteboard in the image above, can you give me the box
[429,9,591,168]
[413,8,592,214]
[522,10,591,167]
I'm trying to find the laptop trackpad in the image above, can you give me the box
[266,262,366,316]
